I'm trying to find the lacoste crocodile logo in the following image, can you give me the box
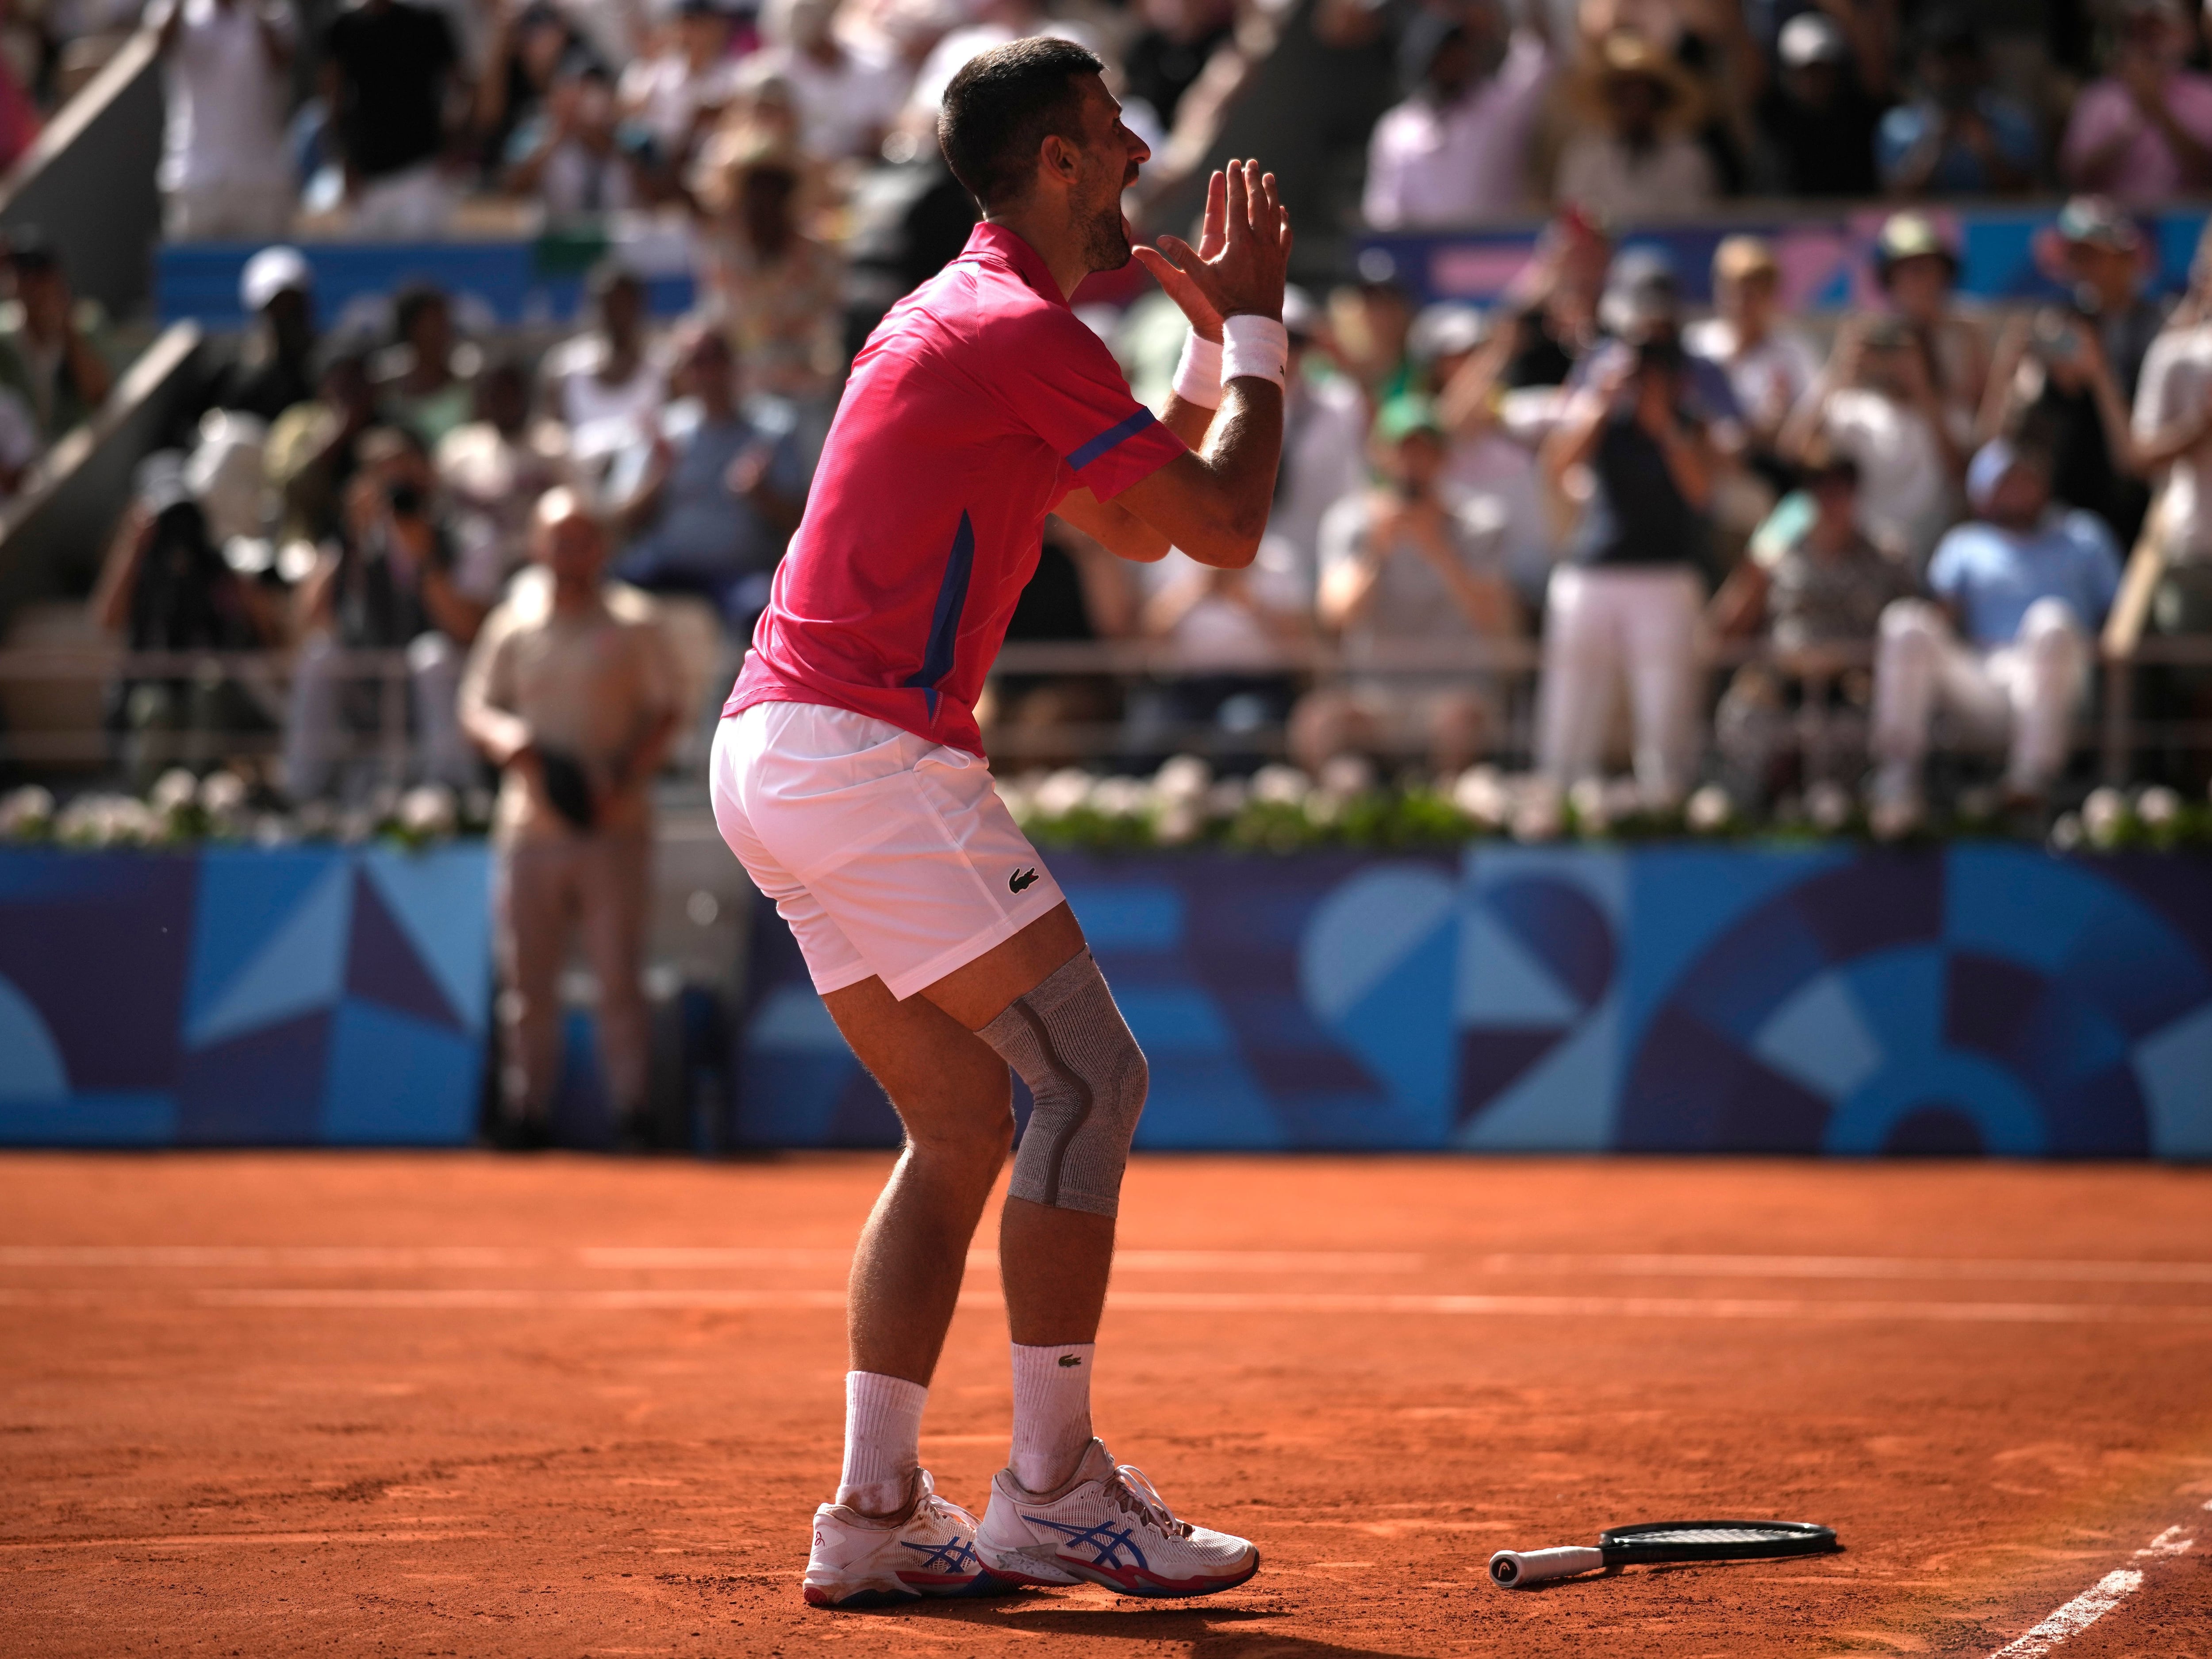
[1057,1353,1082,1367]
[1009,868,1040,893]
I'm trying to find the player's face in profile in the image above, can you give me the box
[1073,74,1148,273]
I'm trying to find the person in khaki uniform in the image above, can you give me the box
[460,488,683,1148]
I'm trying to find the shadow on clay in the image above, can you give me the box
[902,1598,1425,1656]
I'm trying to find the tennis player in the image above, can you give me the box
[708,35,1291,1609]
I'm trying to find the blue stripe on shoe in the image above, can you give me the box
[1065,408,1157,473]
[901,509,975,718]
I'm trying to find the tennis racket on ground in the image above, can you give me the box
[1488,1521,1838,1589]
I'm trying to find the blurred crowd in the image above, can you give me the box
[133,0,2212,243]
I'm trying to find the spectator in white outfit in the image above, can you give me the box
[1781,314,1966,570]
[1537,331,1719,806]
[1416,300,1551,607]
[1869,439,2121,832]
[742,0,907,162]
[1362,0,1552,228]
[149,0,297,241]
[1685,235,1819,466]
[1553,31,1717,222]
[1267,286,1369,601]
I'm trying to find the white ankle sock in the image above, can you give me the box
[836,1371,927,1517]
[1010,1341,1094,1494]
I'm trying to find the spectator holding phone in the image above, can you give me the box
[1538,329,1719,808]
[283,427,485,799]
[2060,0,2212,205]
[461,488,682,1150]
[1980,303,2147,548]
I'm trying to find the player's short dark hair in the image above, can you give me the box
[937,36,1106,212]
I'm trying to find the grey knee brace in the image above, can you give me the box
[979,951,1147,1217]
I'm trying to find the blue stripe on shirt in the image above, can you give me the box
[901,510,975,718]
[1065,408,1157,474]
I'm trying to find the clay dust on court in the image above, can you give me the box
[2,1152,2208,1657]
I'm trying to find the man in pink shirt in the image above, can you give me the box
[2061,0,2212,203]
[710,35,1293,1609]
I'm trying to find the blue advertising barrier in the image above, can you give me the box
[0,845,492,1147]
[1359,203,2212,311]
[738,845,2212,1160]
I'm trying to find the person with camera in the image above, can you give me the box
[282,428,486,800]
[1290,395,1518,778]
[1980,301,2147,549]
[461,488,682,1150]
[1536,327,1718,809]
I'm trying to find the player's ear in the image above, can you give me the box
[1037,131,1082,191]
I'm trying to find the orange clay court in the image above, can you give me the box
[1,1152,2208,1659]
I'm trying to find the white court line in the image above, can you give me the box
[1471,1254,2212,1285]
[8,1246,2212,1283]
[0,1530,494,1553]
[4,1287,2210,1322]
[1986,1526,2195,1657]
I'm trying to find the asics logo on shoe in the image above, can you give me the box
[901,1536,980,1573]
[1057,1354,1082,1367]
[1028,1515,1149,1571]
[1009,867,1039,893]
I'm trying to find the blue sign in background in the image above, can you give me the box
[740,846,2212,1160]
[0,846,492,1146]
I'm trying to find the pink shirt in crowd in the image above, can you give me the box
[2061,73,2212,203]
[728,222,1186,754]
[1362,33,1552,228]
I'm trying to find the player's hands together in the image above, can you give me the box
[1133,169,1228,341]
[1133,158,1291,325]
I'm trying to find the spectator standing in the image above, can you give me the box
[2130,226,2212,693]
[472,0,585,173]
[1554,31,1718,223]
[2060,0,2212,204]
[266,336,381,541]
[437,355,568,597]
[1361,0,1553,228]
[1877,15,2038,197]
[695,139,843,403]
[380,283,476,446]
[461,488,682,1150]
[284,427,486,798]
[149,0,296,241]
[88,469,283,787]
[1981,306,2146,548]
[1709,446,1914,795]
[0,232,113,443]
[1537,332,1719,806]
[1782,314,1965,569]
[1124,0,1235,130]
[1267,285,1370,599]
[505,56,646,216]
[321,0,465,237]
[1686,236,1818,468]
[2054,195,2169,402]
[619,0,741,167]
[211,246,318,423]
[1420,301,1551,607]
[1754,9,1885,198]
[609,323,807,630]
[1293,396,1519,779]
[1870,439,2119,828]
[541,262,664,468]
[1873,211,1989,436]
[1498,207,1611,389]
[741,0,906,164]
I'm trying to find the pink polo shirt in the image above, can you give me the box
[726,222,1187,754]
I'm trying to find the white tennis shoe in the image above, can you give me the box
[975,1438,1260,1597]
[802,1469,1005,1609]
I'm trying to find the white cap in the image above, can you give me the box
[1778,12,1848,67]
[238,245,312,314]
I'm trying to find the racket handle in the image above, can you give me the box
[1488,1546,1605,1589]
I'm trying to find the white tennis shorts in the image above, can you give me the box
[710,701,1066,1000]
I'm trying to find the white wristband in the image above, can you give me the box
[1221,313,1290,389]
[1171,331,1222,409]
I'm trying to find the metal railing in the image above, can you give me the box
[4,633,2212,787]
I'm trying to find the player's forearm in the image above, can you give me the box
[1183,379,1283,567]
[1160,392,1215,451]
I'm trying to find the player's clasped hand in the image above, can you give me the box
[1132,158,1292,326]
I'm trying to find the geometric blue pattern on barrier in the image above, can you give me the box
[734,845,2212,1158]
[0,845,492,1146]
